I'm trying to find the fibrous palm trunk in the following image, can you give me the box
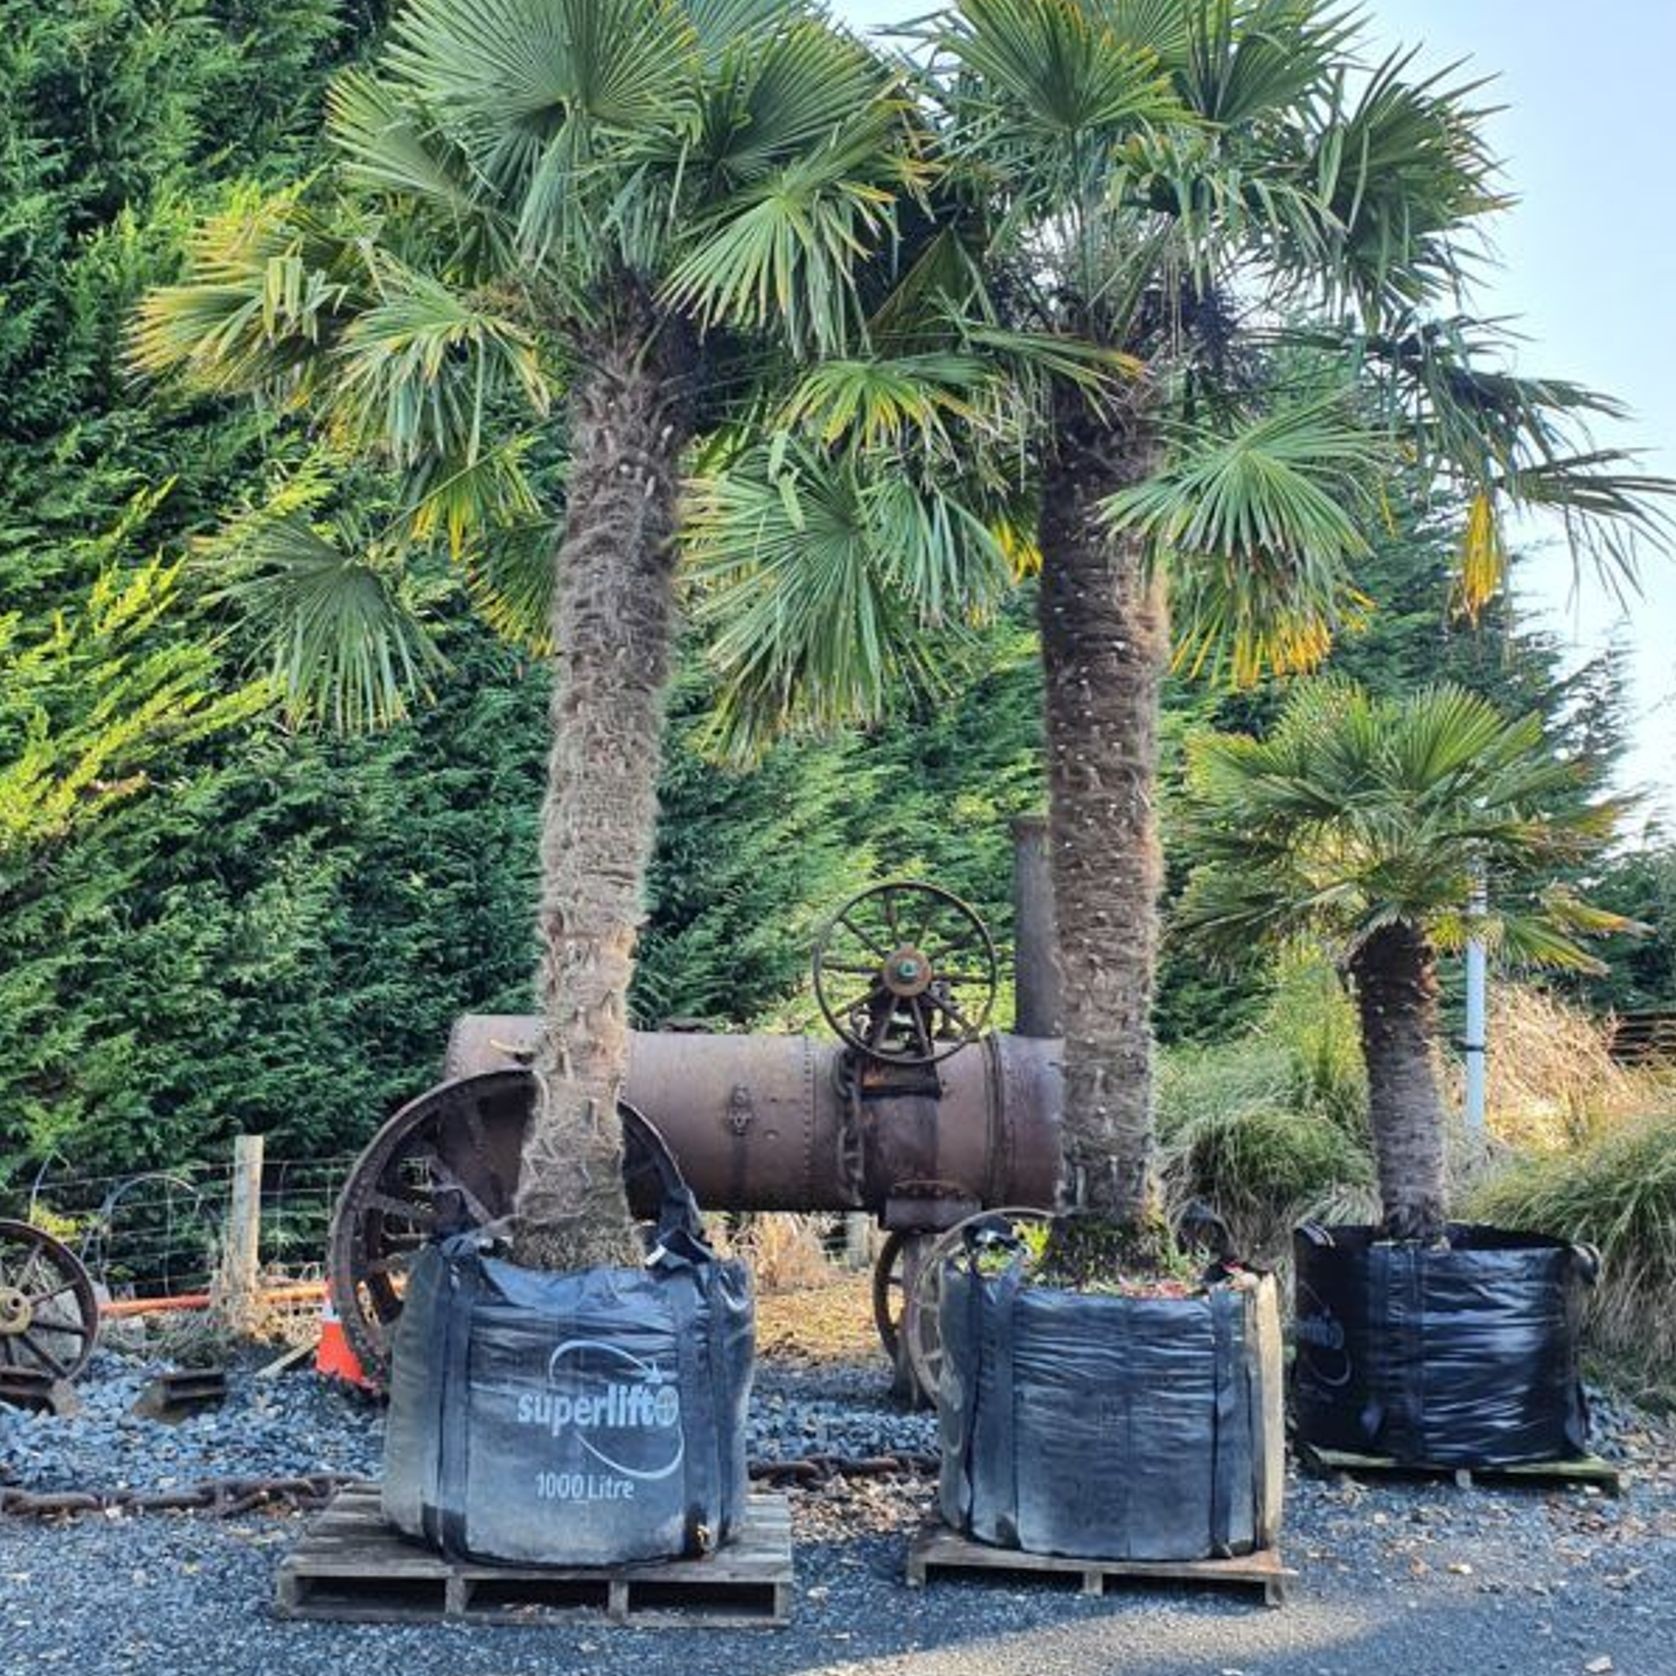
[512,309,692,1273]
[1349,921,1449,1243]
[1036,396,1166,1224]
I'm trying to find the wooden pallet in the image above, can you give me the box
[0,1369,78,1417]
[1300,1444,1622,1496]
[906,1520,1294,1606]
[275,1485,792,1627]
[133,1367,228,1424]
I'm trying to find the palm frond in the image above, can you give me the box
[1304,48,1504,318]
[388,0,698,132]
[129,191,378,396]
[664,104,915,353]
[201,510,447,733]
[1326,315,1676,596]
[398,438,545,559]
[1174,0,1359,128]
[464,519,558,652]
[777,353,995,449]
[1105,394,1377,680]
[946,0,1183,162]
[327,71,486,222]
[326,262,551,464]
[685,438,1012,756]
[690,17,900,189]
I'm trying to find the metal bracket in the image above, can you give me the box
[725,1084,754,1137]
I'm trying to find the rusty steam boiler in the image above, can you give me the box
[327,819,1066,1397]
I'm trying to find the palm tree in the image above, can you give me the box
[1177,677,1632,1241]
[132,0,921,1270]
[690,0,1671,1236]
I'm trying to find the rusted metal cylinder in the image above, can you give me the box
[1010,813,1062,1040]
[442,1016,1061,1219]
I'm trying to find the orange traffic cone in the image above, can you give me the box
[316,1286,370,1387]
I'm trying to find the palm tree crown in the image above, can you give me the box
[132,0,920,724]
[1178,677,1632,1237]
[1178,677,1627,966]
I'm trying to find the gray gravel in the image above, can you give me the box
[0,1352,937,1493]
[0,1350,384,1492]
[1,1351,1672,1676]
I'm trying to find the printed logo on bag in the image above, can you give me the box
[514,1339,684,1501]
[1293,1281,1352,1388]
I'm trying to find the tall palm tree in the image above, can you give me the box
[690,0,1671,1234]
[132,0,921,1270]
[1177,677,1632,1240]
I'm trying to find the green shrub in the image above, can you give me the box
[1164,1106,1374,1262]
[1269,955,1368,1135]
[1157,954,1374,1259]
[1471,1111,1676,1400]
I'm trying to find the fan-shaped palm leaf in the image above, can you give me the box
[1304,48,1503,317]
[130,193,379,396]
[685,438,1012,755]
[205,514,446,733]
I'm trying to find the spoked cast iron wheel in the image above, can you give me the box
[875,1208,1057,1404]
[813,881,998,1066]
[327,1069,686,1387]
[0,1218,100,1381]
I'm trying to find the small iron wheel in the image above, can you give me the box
[897,1206,1057,1404]
[871,1229,911,1363]
[813,881,997,1066]
[0,1218,99,1381]
[327,1071,686,1388]
[872,1230,947,1404]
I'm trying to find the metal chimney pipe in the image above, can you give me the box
[1010,813,1062,1039]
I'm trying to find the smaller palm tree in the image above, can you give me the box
[1178,677,1632,1242]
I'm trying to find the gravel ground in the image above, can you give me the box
[1,1345,1672,1676]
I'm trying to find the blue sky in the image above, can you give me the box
[835,0,1676,828]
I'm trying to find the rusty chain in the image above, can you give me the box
[0,1453,939,1521]
[0,1471,363,1520]
[747,1450,938,1486]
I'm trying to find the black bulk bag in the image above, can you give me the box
[382,1205,753,1567]
[1292,1222,1594,1468]
[938,1253,1284,1562]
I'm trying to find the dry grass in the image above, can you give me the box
[712,1213,848,1293]
[1470,984,1651,1151]
[1471,1107,1676,1405]
[707,1215,880,1364]
[754,1270,880,1363]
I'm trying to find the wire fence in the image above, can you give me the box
[2,1147,880,1312]
[1,1150,360,1301]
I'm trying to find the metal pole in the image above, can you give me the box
[1463,866,1488,1149]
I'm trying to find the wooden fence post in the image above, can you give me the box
[224,1133,264,1332]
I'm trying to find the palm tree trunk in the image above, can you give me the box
[1349,922,1449,1242]
[1036,398,1166,1224]
[511,310,692,1273]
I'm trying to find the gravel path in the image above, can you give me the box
[1,1350,1672,1676]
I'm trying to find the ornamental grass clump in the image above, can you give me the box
[1471,1110,1676,1387]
